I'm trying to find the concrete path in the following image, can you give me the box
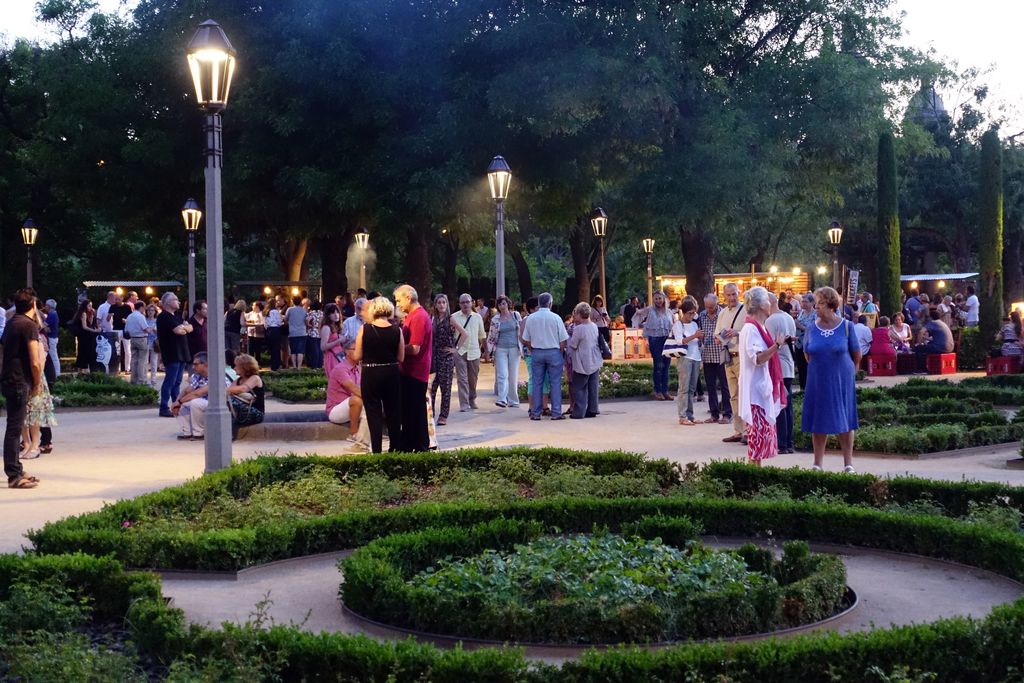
[2,367,1023,555]
[161,542,1023,663]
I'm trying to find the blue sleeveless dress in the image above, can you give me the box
[801,319,859,434]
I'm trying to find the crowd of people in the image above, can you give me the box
[1,274,1007,489]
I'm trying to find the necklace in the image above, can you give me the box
[815,318,841,338]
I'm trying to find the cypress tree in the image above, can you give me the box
[876,131,901,316]
[978,128,1004,343]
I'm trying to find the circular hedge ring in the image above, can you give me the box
[340,516,850,645]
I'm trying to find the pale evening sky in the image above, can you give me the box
[0,0,1021,132]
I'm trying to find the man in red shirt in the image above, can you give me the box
[394,285,433,452]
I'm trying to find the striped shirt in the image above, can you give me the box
[697,307,726,364]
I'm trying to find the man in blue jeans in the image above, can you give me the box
[155,292,193,417]
[521,292,568,420]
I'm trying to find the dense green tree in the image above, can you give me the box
[876,131,901,315]
[978,127,1003,340]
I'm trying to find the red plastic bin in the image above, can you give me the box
[987,355,1022,375]
[926,353,957,375]
[867,356,897,376]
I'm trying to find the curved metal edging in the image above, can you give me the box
[340,586,859,652]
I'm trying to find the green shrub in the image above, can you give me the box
[343,520,841,644]
[957,326,989,370]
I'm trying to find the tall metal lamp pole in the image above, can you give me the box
[642,238,655,307]
[186,18,237,473]
[591,208,608,305]
[181,199,202,310]
[487,156,512,299]
[355,230,369,291]
[828,220,844,292]
[21,219,39,288]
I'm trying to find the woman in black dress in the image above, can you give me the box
[354,296,405,452]
[74,299,101,371]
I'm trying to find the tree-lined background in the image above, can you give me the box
[1,0,1022,316]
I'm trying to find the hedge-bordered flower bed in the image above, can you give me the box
[341,518,846,644]
[18,452,1024,680]
[27,449,677,570]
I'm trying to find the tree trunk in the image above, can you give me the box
[680,225,715,303]
[1004,227,1022,309]
[319,228,355,300]
[441,237,459,300]
[978,129,1004,343]
[568,216,591,305]
[405,225,432,299]
[507,239,533,302]
[277,238,309,281]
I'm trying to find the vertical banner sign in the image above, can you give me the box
[846,269,860,304]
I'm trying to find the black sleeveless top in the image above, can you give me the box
[252,383,266,413]
[362,323,401,364]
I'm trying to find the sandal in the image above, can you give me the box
[21,450,41,460]
[678,418,695,426]
[8,476,38,489]
[702,417,717,424]
[436,418,446,426]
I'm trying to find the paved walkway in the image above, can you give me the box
[161,542,1023,662]
[1,366,1021,557]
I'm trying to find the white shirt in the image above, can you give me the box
[671,319,702,363]
[522,307,569,350]
[966,294,980,324]
[124,310,151,339]
[854,323,873,356]
[765,312,796,379]
[96,302,114,333]
[451,310,486,360]
[739,322,783,424]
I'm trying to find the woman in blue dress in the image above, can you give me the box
[802,286,862,474]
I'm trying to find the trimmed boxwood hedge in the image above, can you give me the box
[27,449,676,570]
[341,518,845,644]
[18,452,1024,681]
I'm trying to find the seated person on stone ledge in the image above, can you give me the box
[887,312,912,353]
[326,344,371,450]
[913,309,954,370]
[853,315,873,356]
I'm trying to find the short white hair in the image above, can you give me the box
[744,286,770,313]
[573,301,592,319]
[393,284,418,303]
[704,293,718,303]
[723,282,739,294]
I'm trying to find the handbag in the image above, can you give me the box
[228,392,263,426]
[597,332,612,360]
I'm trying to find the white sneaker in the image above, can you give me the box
[843,465,856,474]
[811,465,823,472]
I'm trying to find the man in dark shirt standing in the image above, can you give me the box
[186,300,208,362]
[1,289,43,489]
[156,293,193,417]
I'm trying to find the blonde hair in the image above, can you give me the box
[233,299,247,311]
[367,296,395,320]
[814,286,842,312]
[234,353,259,378]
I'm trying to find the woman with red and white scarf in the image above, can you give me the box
[738,286,788,465]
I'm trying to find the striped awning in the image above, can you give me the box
[82,281,183,288]
[899,273,978,282]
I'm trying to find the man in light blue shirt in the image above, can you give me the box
[340,297,366,348]
[521,292,569,420]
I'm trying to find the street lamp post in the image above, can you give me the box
[181,199,202,309]
[186,18,237,473]
[590,207,608,305]
[21,219,38,288]
[355,229,369,291]
[827,220,844,292]
[642,238,655,306]
[487,155,512,299]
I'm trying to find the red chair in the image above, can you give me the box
[987,355,1022,375]
[926,353,957,375]
[867,356,897,376]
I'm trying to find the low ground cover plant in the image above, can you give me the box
[341,519,845,644]
[0,372,157,410]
